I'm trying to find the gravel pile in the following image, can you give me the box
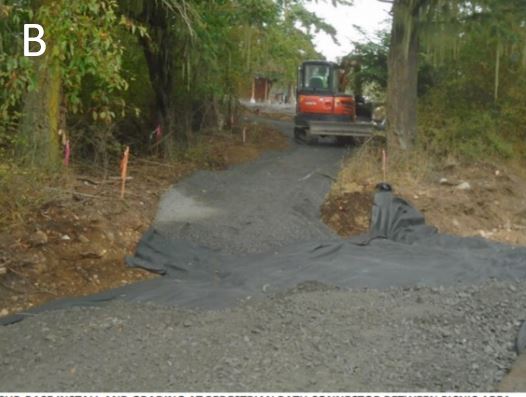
[1,280,524,391]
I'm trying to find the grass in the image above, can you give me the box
[333,141,435,196]
[0,162,69,229]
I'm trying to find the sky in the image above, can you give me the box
[305,0,392,61]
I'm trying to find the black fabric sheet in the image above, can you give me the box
[2,191,525,325]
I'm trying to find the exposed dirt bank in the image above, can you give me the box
[0,123,288,316]
[322,147,526,246]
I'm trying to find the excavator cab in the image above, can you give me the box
[296,61,353,117]
[295,60,379,144]
[301,63,333,91]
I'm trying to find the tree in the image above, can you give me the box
[385,0,422,150]
[417,0,526,158]
[341,31,389,100]
[1,0,349,165]
[384,0,463,150]
[1,0,127,169]
[119,0,200,157]
[18,0,66,170]
[120,0,348,157]
[384,0,526,152]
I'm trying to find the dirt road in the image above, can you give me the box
[0,118,525,391]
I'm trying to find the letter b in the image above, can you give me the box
[24,24,46,57]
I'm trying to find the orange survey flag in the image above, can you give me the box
[120,146,130,199]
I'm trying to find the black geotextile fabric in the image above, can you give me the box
[2,190,526,325]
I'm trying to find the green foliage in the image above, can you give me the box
[116,0,342,153]
[342,30,389,100]
[0,0,130,164]
[182,0,333,99]
[419,96,516,159]
[417,0,526,160]
[1,0,346,161]
[38,0,128,121]
[0,0,136,169]
[0,2,33,154]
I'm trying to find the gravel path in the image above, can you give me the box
[0,280,524,391]
[154,118,344,254]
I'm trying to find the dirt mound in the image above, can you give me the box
[322,151,526,245]
[321,191,371,236]
[412,163,526,245]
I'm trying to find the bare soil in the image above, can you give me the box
[321,191,371,236]
[322,149,526,246]
[0,123,288,316]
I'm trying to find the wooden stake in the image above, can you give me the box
[382,149,387,182]
[242,127,247,144]
[120,146,130,199]
[64,139,71,166]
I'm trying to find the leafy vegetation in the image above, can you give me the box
[418,0,526,159]
[0,0,349,167]
[345,0,526,159]
[341,31,389,102]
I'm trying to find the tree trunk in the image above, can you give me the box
[140,34,177,158]
[386,0,419,151]
[18,53,62,170]
[17,0,63,170]
[137,3,178,159]
[286,83,293,104]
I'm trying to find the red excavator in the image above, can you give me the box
[294,60,383,144]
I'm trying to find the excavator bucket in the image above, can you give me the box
[308,120,380,137]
